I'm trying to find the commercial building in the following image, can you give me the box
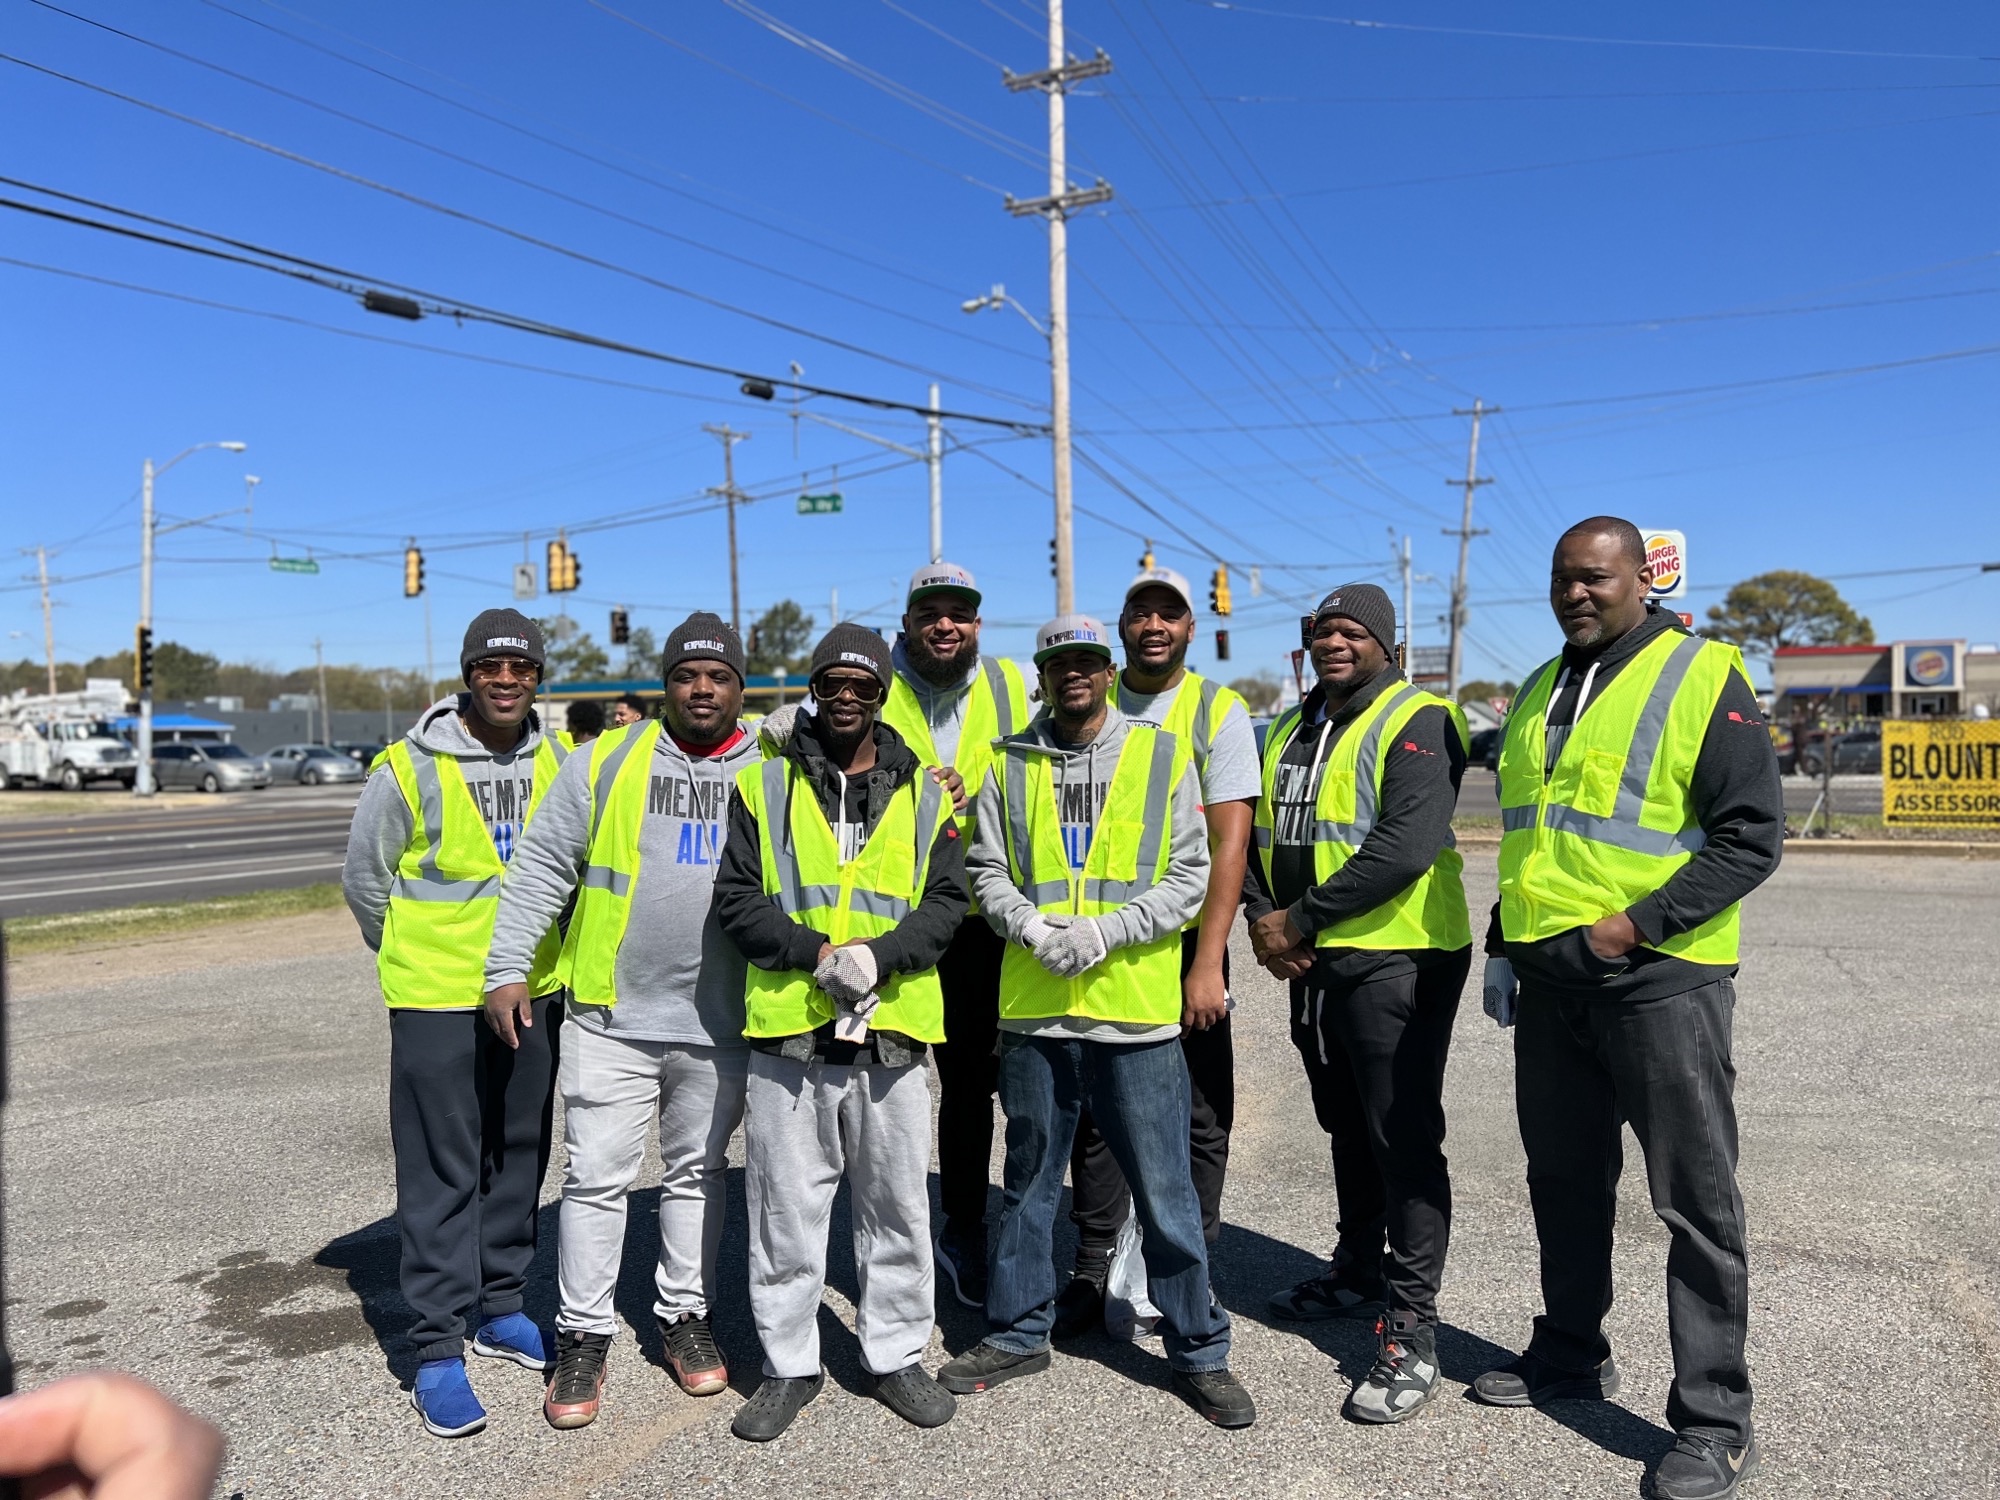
[1771,640,2000,722]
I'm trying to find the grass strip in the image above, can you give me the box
[4,883,346,956]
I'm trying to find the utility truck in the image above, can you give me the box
[0,680,140,791]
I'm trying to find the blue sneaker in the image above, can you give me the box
[411,1358,487,1438]
[472,1312,549,1372]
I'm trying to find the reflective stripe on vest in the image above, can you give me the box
[1496,632,1745,964]
[1252,684,1470,952]
[555,721,662,1005]
[993,724,1184,1025]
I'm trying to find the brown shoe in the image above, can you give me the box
[660,1313,728,1396]
[543,1330,610,1429]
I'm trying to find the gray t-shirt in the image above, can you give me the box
[1117,679,1260,805]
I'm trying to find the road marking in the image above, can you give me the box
[0,860,345,905]
[0,828,351,867]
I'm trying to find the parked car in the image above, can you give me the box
[1796,728,1881,778]
[333,740,387,766]
[1469,726,1500,770]
[152,741,270,794]
[264,743,367,785]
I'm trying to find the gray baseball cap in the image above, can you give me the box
[906,561,981,609]
[1034,614,1115,666]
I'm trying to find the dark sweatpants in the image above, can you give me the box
[933,915,1006,1240]
[1290,946,1468,1324]
[1069,932,1234,1250]
[1515,976,1752,1445]
[389,998,562,1363]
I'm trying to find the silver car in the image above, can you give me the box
[152,741,271,794]
[264,743,366,785]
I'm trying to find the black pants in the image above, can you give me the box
[933,916,1006,1239]
[1069,932,1235,1252]
[1515,976,1752,1445]
[1291,947,1467,1324]
[388,999,561,1363]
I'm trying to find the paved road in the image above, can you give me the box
[1456,767,1887,821]
[0,785,359,919]
[5,850,1994,1498]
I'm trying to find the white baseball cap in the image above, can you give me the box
[1034,614,1115,665]
[906,561,981,608]
[1123,567,1195,614]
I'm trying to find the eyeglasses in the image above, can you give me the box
[469,656,541,683]
[811,674,885,706]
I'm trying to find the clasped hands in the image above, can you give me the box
[1021,914,1108,978]
[1248,908,1313,981]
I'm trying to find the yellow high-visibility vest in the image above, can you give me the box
[556,721,658,1006]
[1252,684,1470,951]
[735,755,953,1042]
[991,724,1183,1025]
[374,733,567,1009]
[1122,669,1249,794]
[1497,631,1749,964]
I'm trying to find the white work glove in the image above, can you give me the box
[814,944,880,1008]
[1482,956,1518,1029]
[1039,916,1109,978]
[1020,912,1069,957]
[757,701,806,753]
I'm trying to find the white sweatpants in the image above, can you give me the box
[744,1050,936,1379]
[556,1025,749,1334]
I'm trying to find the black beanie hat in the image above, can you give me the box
[1312,583,1397,658]
[460,608,545,679]
[809,623,893,691]
[661,611,747,683]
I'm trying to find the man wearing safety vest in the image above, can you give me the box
[941,615,1256,1429]
[1242,583,1472,1424]
[484,613,761,1429]
[1054,567,1259,1338]
[711,624,969,1442]
[341,608,570,1440]
[1472,517,1782,1500]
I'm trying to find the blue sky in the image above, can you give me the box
[4,0,1997,689]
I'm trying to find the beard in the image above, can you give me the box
[905,631,973,688]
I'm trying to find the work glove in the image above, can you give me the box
[1020,912,1068,958]
[1482,956,1518,1029]
[757,702,805,754]
[1039,916,1109,978]
[814,944,880,1009]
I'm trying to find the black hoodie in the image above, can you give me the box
[1488,603,1783,1002]
[711,713,967,1044]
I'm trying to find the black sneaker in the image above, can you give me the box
[1344,1311,1439,1424]
[1470,1349,1622,1407]
[1170,1366,1256,1429]
[543,1330,611,1430]
[1653,1432,1761,1500]
[730,1373,823,1443]
[1052,1247,1113,1341]
[871,1363,957,1428]
[935,1226,988,1308]
[937,1342,1050,1395]
[1266,1255,1386,1321]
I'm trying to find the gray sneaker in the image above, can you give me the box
[1267,1257,1386,1321]
[1343,1312,1439,1424]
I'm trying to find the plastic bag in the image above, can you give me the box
[1102,1207,1161,1341]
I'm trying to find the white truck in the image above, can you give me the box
[1,680,141,791]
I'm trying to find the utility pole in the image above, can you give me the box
[138,456,156,792]
[1004,4,1112,615]
[1443,399,1496,700]
[926,383,944,564]
[314,637,330,747]
[32,546,56,698]
[704,423,752,635]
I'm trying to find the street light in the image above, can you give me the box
[963,282,1070,611]
[962,283,1048,338]
[135,440,247,795]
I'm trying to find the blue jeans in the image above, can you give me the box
[986,1032,1232,1372]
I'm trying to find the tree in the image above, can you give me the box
[1228,672,1284,714]
[153,642,220,701]
[1457,678,1518,706]
[1703,571,1873,661]
[748,600,814,676]
[622,624,658,680]
[537,615,610,682]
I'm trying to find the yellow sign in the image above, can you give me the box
[1882,719,2000,829]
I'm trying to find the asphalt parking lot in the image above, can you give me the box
[4,848,1996,1499]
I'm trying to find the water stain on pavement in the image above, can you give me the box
[181,1249,374,1359]
[44,1299,105,1319]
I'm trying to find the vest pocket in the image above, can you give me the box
[1576,746,1624,814]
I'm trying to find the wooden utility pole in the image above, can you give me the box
[1443,399,1496,699]
[314,637,330,747]
[33,545,56,697]
[703,424,752,635]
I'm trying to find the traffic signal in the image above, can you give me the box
[1137,541,1155,570]
[1048,537,1059,579]
[546,538,579,592]
[1215,628,1231,662]
[403,546,425,597]
[133,624,154,693]
[609,608,630,645]
[1209,564,1232,617]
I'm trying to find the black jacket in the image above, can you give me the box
[1241,665,1467,958]
[711,714,967,1027]
[1487,603,1784,1001]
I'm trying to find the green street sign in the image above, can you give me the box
[269,557,321,575]
[797,492,843,515]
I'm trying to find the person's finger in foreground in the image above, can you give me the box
[0,1372,225,1500]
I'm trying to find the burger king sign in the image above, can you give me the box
[1643,528,1687,600]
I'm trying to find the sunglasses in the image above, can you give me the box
[811,674,886,706]
[469,656,541,683]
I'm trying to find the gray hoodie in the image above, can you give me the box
[967,702,1208,1042]
[343,694,553,998]
[889,638,981,765]
[485,724,761,1047]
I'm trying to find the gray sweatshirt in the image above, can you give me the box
[343,695,553,1002]
[485,724,760,1047]
[967,703,1208,1042]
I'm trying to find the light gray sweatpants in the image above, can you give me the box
[556,1024,749,1334]
[744,1049,936,1379]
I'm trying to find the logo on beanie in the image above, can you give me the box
[486,635,531,651]
[683,638,727,654]
[1325,596,1341,610]
[839,650,880,671]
